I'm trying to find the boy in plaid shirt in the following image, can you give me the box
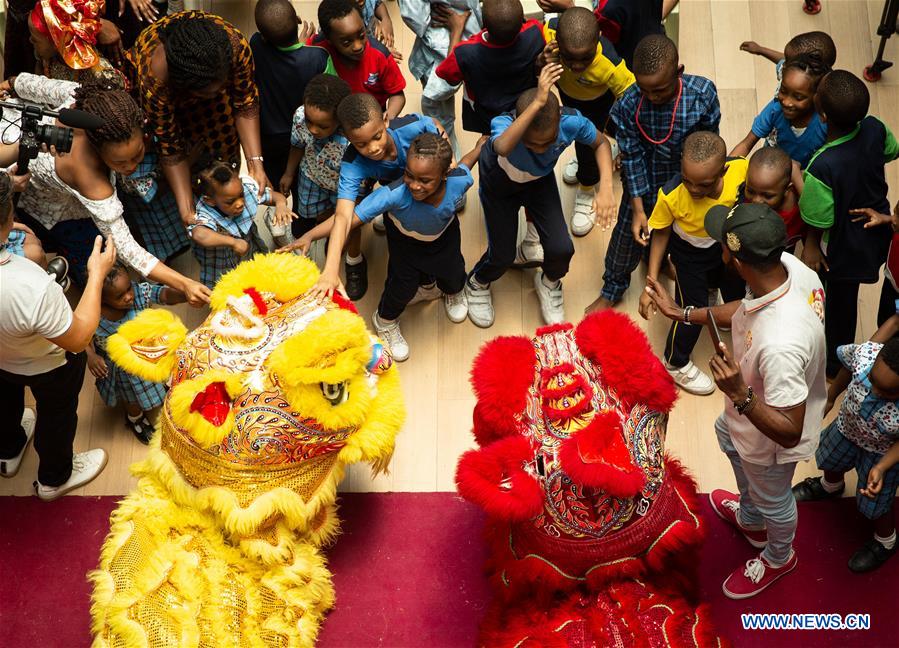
[793,316,899,573]
[279,75,352,239]
[85,263,186,444]
[190,159,296,288]
[587,34,720,313]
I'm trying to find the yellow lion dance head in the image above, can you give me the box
[90,254,404,647]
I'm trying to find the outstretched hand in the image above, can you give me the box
[536,63,563,104]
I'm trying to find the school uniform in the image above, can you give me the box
[308,34,406,108]
[356,165,474,319]
[471,108,597,284]
[189,177,269,289]
[250,34,335,203]
[800,116,899,375]
[649,158,748,368]
[543,18,635,186]
[435,20,545,134]
[751,98,827,168]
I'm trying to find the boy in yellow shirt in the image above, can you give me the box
[540,7,634,235]
[639,132,748,394]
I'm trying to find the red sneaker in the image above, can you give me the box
[709,489,768,548]
[722,552,798,599]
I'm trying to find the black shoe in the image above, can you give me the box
[126,415,154,445]
[46,256,71,292]
[344,256,368,301]
[848,538,897,573]
[792,476,844,501]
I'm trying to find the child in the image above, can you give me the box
[310,0,406,120]
[85,263,186,444]
[541,7,635,236]
[465,63,616,328]
[588,34,720,313]
[356,0,396,52]
[730,54,829,168]
[742,147,804,252]
[740,31,836,90]
[280,74,352,239]
[251,0,335,205]
[638,132,747,394]
[793,316,899,572]
[297,134,486,361]
[799,70,899,377]
[279,93,444,301]
[190,159,296,289]
[400,0,482,159]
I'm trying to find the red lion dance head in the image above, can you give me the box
[456,311,727,647]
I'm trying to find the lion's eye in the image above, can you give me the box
[320,382,348,405]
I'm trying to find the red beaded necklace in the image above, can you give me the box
[634,78,683,145]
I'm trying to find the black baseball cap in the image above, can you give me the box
[704,203,787,263]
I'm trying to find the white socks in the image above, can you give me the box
[127,412,142,424]
[875,530,897,550]
[821,476,844,493]
[345,253,363,265]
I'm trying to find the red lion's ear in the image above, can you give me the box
[470,336,536,446]
[575,311,677,413]
[456,435,543,521]
[557,412,645,498]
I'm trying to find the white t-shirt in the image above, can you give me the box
[725,253,827,466]
[0,249,73,376]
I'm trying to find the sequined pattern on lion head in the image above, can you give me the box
[89,254,404,647]
[456,312,724,647]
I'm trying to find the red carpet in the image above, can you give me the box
[1,493,897,647]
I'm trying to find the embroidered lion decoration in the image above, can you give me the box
[456,313,727,647]
[89,254,404,647]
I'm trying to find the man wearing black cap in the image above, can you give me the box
[645,202,827,599]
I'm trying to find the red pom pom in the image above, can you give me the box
[456,435,544,522]
[470,336,535,445]
[575,311,677,413]
[243,287,268,316]
[330,291,359,314]
[557,412,645,497]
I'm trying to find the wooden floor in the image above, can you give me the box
[3,0,897,497]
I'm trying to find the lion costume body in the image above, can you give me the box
[456,313,727,647]
[89,254,404,647]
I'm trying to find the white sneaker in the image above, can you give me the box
[35,448,108,501]
[444,290,468,323]
[372,312,409,362]
[372,213,386,233]
[407,283,442,305]
[1,409,35,479]
[563,157,579,185]
[571,189,596,237]
[534,272,565,324]
[513,221,544,268]
[465,280,495,328]
[666,361,715,395]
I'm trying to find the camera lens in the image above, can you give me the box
[36,124,74,154]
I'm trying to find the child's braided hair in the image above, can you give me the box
[782,52,831,87]
[103,261,129,291]
[408,133,453,175]
[159,16,232,91]
[192,152,239,196]
[73,78,144,150]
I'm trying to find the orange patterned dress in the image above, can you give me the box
[124,11,259,166]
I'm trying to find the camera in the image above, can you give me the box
[0,99,105,173]
[16,103,75,172]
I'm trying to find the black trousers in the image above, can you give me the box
[473,152,574,285]
[824,278,898,377]
[260,132,300,210]
[558,90,616,188]
[378,216,467,320]
[0,351,87,487]
[664,234,745,368]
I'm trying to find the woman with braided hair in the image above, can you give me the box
[124,11,269,227]
[1,73,210,305]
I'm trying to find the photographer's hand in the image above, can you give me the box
[5,164,31,192]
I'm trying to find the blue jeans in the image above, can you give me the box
[715,415,798,566]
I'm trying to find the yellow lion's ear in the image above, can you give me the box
[210,253,320,311]
[106,309,187,382]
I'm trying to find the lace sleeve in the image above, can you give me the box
[13,73,79,109]
[75,190,160,277]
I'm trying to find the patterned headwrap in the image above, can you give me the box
[30,0,104,70]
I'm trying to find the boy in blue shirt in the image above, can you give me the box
[281,93,445,301]
[293,134,486,361]
[465,63,616,328]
